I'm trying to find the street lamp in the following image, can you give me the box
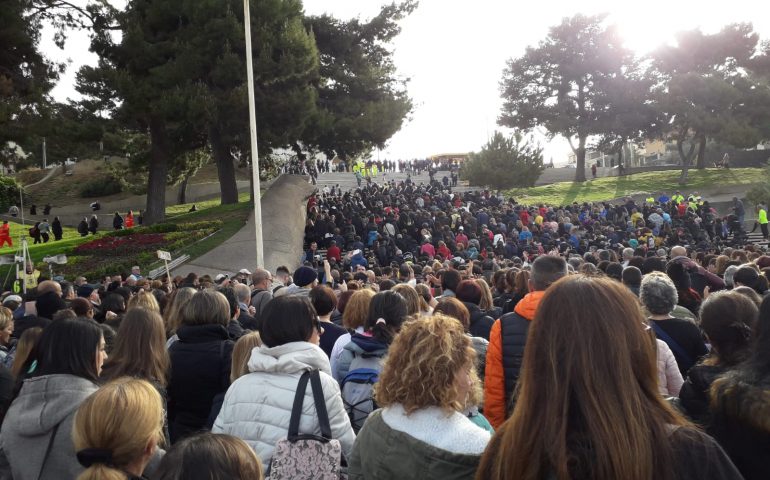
[243,0,264,268]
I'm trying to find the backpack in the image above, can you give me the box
[29,226,38,237]
[340,351,384,433]
[268,370,343,480]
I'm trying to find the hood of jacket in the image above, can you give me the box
[6,374,99,437]
[712,372,770,432]
[176,323,230,343]
[247,341,331,376]
[344,332,389,355]
[513,290,545,321]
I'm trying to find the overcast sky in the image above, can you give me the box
[45,0,770,164]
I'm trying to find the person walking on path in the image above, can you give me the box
[88,215,99,235]
[30,222,42,244]
[8,206,18,218]
[38,219,50,243]
[750,203,768,240]
[77,217,89,237]
[29,204,36,216]
[113,212,124,230]
[51,217,63,241]
[0,221,11,248]
[125,210,135,229]
[42,203,51,215]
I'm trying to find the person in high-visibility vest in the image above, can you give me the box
[0,221,12,248]
[751,203,769,239]
[645,196,655,205]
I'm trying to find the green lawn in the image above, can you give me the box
[506,168,762,205]
[0,198,252,282]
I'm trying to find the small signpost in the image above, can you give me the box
[157,250,172,280]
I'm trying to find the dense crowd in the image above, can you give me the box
[0,175,768,479]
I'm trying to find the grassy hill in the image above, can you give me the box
[507,168,761,205]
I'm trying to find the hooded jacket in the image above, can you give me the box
[212,342,355,469]
[710,373,770,480]
[348,407,489,480]
[484,290,544,429]
[0,374,99,480]
[334,333,388,382]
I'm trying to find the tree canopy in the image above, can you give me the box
[462,131,544,190]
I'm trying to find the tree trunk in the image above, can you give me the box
[574,135,587,182]
[695,134,707,169]
[177,175,190,205]
[677,130,698,185]
[209,126,239,204]
[144,117,170,225]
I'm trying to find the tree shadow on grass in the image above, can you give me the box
[561,181,591,205]
[613,173,633,200]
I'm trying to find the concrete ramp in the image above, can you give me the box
[172,175,315,278]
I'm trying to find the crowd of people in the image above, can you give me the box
[0,172,768,479]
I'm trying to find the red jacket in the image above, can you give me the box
[326,245,341,262]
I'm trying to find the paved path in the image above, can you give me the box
[172,175,315,277]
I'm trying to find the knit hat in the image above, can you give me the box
[77,285,95,298]
[293,266,318,288]
[36,291,67,320]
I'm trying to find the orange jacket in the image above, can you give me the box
[0,224,9,237]
[484,290,544,429]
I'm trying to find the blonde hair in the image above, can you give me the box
[342,289,375,330]
[374,314,475,414]
[391,284,421,318]
[127,289,160,313]
[0,306,12,331]
[230,332,261,383]
[73,377,164,480]
[163,287,196,336]
[476,278,495,312]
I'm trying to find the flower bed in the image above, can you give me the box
[74,233,167,255]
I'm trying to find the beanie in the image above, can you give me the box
[293,266,318,288]
[77,285,95,298]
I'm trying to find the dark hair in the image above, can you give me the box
[260,296,316,347]
[378,279,396,291]
[641,257,666,274]
[336,290,355,315]
[35,317,103,382]
[622,266,642,287]
[70,297,93,317]
[441,270,462,293]
[699,290,757,367]
[154,433,262,480]
[365,291,408,344]
[530,256,567,290]
[309,286,338,317]
[101,293,126,315]
[605,263,623,281]
[217,286,238,319]
[455,280,482,305]
[733,266,762,293]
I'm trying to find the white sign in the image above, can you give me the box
[157,250,172,261]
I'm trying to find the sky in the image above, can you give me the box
[44,0,770,164]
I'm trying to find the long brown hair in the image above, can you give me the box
[477,275,690,480]
[100,307,170,387]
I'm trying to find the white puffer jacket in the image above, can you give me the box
[212,341,356,467]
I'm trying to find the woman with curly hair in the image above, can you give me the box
[348,314,490,480]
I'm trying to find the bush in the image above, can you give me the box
[80,177,123,198]
[0,175,25,211]
[461,131,544,189]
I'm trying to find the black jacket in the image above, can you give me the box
[499,310,531,407]
[679,363,727,426]
[167,324,233,443]
[463,302,494,341]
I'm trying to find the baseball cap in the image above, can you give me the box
[215,274,229,284]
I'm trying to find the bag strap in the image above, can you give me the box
[37,423,60,480]
[309,369,332,439]
[287,370,312,438]
[651,321,693,367]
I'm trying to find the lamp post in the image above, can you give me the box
[243,0,264,268]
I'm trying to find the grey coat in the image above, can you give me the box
[0,374,99,480]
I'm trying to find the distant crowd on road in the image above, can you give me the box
[0,174,768,480]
